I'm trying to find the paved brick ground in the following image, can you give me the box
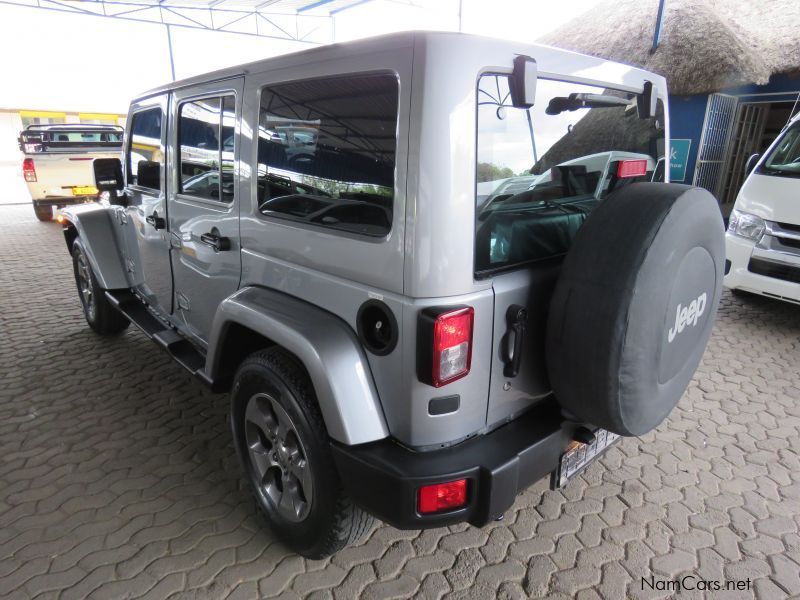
[1,200,800,599]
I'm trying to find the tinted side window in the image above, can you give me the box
[178,95,236,203]
[128,108,163,190]
[257,74,398,237]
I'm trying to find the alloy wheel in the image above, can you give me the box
[75,250,95,321]
[244,392,313,522]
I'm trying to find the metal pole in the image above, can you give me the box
[166,23,176,81]
[458,0,462,33]
[651,0,666,53]
[526,110,537,165]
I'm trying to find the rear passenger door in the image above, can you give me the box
[168,78,243,345]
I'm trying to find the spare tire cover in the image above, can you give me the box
[546,183,724,436]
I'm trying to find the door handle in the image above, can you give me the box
[145,213,166,230]
[503,304,528,378]
[200,231,231,252]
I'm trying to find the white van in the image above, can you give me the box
[725,112,800,305]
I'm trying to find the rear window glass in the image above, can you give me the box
[257,74,399,237]
[19,129,122,153]
[475,75,665,275]
[50,132,121,143]
[127,108,163,191]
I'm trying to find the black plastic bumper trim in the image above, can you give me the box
[34,197,96,206]
[748,257,800,284]
[330,398,576,529]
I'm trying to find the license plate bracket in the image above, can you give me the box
[550,428,620,489]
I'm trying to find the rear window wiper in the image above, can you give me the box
[545,93,631,115]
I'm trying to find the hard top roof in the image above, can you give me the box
[137,31,665,102]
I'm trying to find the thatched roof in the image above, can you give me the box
[538,0,800,96]
[531,103,663,175]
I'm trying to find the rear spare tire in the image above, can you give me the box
[546,183,724,436]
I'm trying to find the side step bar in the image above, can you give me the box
[105,290,210,385]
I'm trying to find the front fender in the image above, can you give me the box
[207,287,389,446]
[61,203,129,290]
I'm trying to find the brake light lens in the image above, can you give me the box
[418,479,468,514]
[617,159,648,179]
[432,307,473,387]
[22,158,37,182]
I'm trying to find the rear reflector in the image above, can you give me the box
[22,158,36,182]
[617,159,648,179]
[418,479,467,514]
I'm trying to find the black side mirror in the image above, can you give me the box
[510,55,537,108]
[744,153,760,176]
[94,158,124,192]
[136,161,161,190]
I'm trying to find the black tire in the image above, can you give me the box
[546,183,725,436]
[71,239,130,335]
[33,203,52,222]
[231,348,375,558]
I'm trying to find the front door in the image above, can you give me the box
[124,95,173,314]
[168,78,244,345]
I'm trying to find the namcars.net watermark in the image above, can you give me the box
[642,575,752,593]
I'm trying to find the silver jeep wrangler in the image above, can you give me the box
[60,32,725,558]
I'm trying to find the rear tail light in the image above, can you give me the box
[418,479,468,514]
[616,159,648,179]
[22,158,37,182]
[418,306,474,387]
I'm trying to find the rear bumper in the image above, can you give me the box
[330,399,577,529]
[33,196,98,207]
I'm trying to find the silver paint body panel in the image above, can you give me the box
[206,286,389,445]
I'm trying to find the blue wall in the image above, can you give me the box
[668,95,708,184]
[668,72,800,185]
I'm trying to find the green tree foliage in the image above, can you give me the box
[477,162,516,182]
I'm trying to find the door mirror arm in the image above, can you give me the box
[108,189,128,207]
[744,153,761,176]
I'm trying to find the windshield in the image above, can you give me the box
[475,74,665,275]
[759,123,800,178]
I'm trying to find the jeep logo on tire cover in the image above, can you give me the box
[667,292,707,343]
[658,244,717,386]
